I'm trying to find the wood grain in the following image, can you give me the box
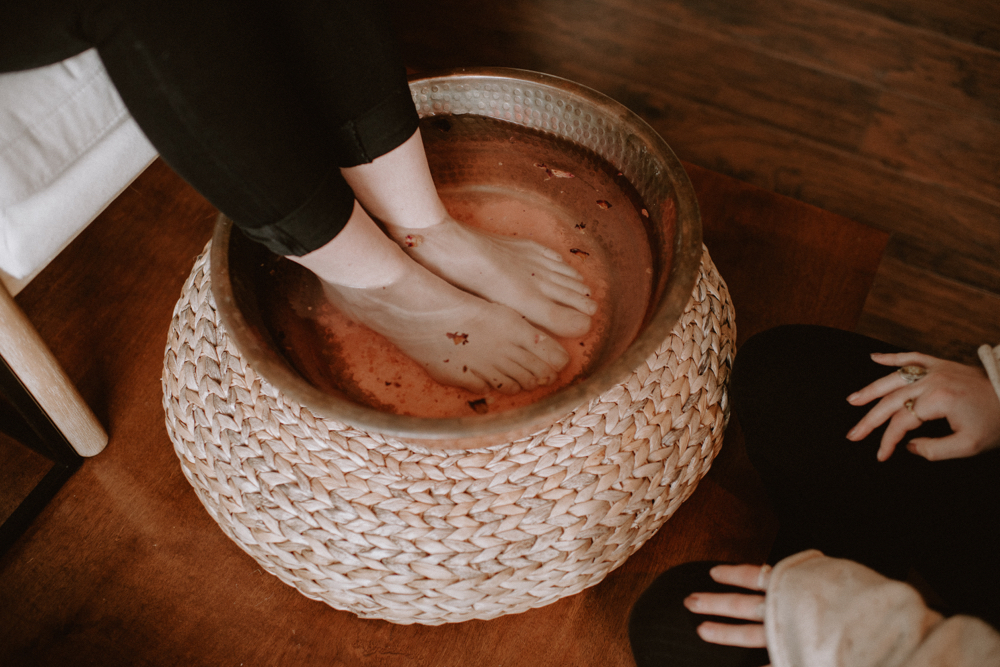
[857,255,1000,365]
[826,0,1000,50]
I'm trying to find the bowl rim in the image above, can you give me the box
[210,67,703,445]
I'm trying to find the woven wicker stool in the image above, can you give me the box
[162,241,734,625]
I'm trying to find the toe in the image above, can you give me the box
[541,255,584,280]
[542,281,599,315]
[481,369,522,395]
[545,308,592,338]
[429,365,490,394]
[523,330,571,369]
[512,237,565,264]
[545,270,592,297]
[507,347,559,387]
[498,357,541,391]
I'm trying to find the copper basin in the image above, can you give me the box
[210,68,702,449]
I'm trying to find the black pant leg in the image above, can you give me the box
[0,1,91,71]
[4,0,419,256]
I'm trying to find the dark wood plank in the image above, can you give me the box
[0,156,882,666]
[862,93,1000,204]
[612,0,1000,119]
[826,0,1000,50]
[400,0,880,149]
[858,256,1000,364]
[397,0,1000,179]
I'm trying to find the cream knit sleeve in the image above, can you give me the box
[980,344,1000,404]
[764,550,1000,667]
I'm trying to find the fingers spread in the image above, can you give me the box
[847,393,907,441]
[876,409,922,461]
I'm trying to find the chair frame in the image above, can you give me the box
[0,285,106,554]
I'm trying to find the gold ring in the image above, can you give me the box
[899,365,928,384]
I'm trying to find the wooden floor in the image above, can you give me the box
[2,0,998,664]
[395,0,1000,365]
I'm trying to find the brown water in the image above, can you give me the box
[263,115,654,418]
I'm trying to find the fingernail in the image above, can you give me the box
[846,392,859,403]
[846,428,858,440]
[684,594,700,609]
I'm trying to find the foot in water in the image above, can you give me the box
[321,258,571,394]
[386,216,598,339]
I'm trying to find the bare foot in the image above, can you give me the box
[385,217,597,338]
[321,259,570,394]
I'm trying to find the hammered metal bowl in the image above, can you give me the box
[210,68,703,449]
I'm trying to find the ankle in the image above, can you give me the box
[384,213,454,236]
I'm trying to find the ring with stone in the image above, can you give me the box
[898,365,928,384]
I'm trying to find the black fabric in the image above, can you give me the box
[0,0,419,256]
[731,325,1000,629]
[629,561,770,667]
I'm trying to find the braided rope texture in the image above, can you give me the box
[162,243,735,625]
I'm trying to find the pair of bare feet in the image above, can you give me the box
[288,130,597,395]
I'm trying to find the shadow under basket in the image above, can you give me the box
[161,68,736,625]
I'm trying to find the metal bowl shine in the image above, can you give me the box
[210,68,702,449]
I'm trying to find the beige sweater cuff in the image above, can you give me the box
[980,344,1000,404]
[764,550,1000,667]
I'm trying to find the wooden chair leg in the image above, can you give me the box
[0,286,106,554]
[0,357,83,553]
[0,285,107,457]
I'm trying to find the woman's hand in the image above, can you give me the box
[846,352,1000,462]
[683,564,771,649]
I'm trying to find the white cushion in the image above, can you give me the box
[0,48,158,294]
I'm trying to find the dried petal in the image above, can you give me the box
[535,162,574,179]
[596,200,612,209]
[446,332,469,345]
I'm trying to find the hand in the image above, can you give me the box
[683,564,771,649]
[846,352,1000,462]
